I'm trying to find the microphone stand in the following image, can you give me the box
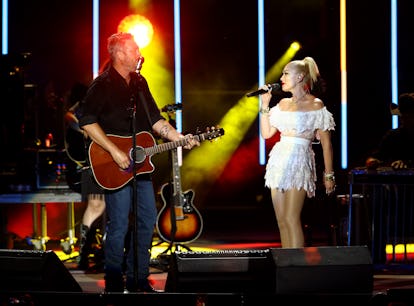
[130,96,139,290]
[130,57,144,290]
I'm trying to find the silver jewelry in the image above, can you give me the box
[259,106,270,114]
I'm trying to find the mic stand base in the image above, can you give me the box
[150,240,193,272]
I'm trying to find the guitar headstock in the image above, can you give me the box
[197,126,225,142]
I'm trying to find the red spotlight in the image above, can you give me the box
[118,14,154,49]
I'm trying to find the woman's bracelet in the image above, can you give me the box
[259,106,270,114]
[323,171,335,182]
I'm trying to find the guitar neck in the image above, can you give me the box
[143,129,222,156]
[144,136,198,156]
[171,148,183,204]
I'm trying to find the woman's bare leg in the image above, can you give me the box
[272,188,306,248]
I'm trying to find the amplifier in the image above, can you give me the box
[172,249,271,273]
[22,148,70,190]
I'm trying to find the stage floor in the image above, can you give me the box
[56,238,414,300]
[1,238,414,306]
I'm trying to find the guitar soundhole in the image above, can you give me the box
[132,146,146,163]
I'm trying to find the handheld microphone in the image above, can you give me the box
[136,56,145,74]
[161,103,183,112]
[246,83,281,97]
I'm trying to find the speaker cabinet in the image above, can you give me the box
[165,249,275,293]
[0,249,82,292]
[271,245,373,294]
[165,246,373,295]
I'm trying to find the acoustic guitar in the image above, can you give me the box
[64,125,87,193]
[64,127,87,164]
[156,148,203,244]
[88,127,224,190]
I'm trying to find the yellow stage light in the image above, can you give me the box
[118,14,154,49]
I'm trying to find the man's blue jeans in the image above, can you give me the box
[104,179,157,291]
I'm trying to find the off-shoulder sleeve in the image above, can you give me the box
[316,107,335,131]
[314,107,335,141]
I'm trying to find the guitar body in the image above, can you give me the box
[89,132,156,190]
[156,182,203,244]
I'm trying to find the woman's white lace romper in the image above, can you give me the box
[264,104,335,198]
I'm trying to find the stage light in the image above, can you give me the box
[117,14,154,49]
[386,243,414,262]
[340,0,348,170]
[290,41,301,51]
